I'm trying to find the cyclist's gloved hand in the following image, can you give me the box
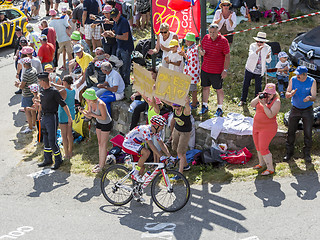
[160,156,167,163]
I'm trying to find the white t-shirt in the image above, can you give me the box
[168,51,183,73]
[105,69,125,94]
[276,60,290,76]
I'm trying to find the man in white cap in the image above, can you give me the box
[14,57,38,134]
[72,44,93,101]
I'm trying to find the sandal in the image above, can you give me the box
[261,170,274,176]
[253,164,264,169]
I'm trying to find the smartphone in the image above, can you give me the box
[97,55,105,60]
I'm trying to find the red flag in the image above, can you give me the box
[152,0,201,38]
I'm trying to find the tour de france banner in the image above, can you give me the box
[132,63,155,99]
[152,0,201,38]
[154,66,191,106]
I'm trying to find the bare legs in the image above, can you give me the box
[96,129,110,169]
[59,123,73,159]
[256,151,274,172]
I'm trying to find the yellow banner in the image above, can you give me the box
[154,66,191,106]
[132,63,155,99]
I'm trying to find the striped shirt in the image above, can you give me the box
[200,34,230,74]
[22,67,38,97]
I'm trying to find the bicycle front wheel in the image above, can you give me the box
[101,164,133,206]
[151,170,190,212]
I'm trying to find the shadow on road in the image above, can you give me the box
[12,111,26,128]
[27,165,71,197]
[99,184,248,240]
[289,161,320,200]
[73,177,101,202]
[8,94,21,107]
[254,175,286,207]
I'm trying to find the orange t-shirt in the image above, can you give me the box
[253,98,278,131]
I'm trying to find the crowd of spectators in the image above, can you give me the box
[11,0,317,176]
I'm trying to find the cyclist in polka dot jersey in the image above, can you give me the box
[122,115,174,182]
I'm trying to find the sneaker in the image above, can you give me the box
[199,105,208,115]
[15,89,22,94]
[238,101,246,107]
[183,165,191,171]
[171,175,181,181]
[131,172,144,183]
[21,127,33,134]
[214,108,223,117]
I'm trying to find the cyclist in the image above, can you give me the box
[122,115,174,182]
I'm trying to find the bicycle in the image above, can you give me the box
[100,156,191,212]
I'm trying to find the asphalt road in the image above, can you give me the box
[1,9,320,240]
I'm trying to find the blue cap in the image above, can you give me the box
[294,66,308,75]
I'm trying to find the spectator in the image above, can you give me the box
[82,0,101,51]
[54,0,60,13]
[26,24,41,54]
[213,0,237,45]
[38,35,55,69]
[198,23,230,116]
[165,39,183,73]
[99,5,117,56]
[283,66,317,163]
[135,0,150,30]
[13,26,24,64]
[0,11,10,24]
[238,32,271,106]
[17,47,42,76]
[79,89,113,173]
[44,0,53,16]
[102,8,134,86]
[72,0,84,35]
[40,20,57,66]
[37,72,73,170]
[276,51,290,98]
[14,38,29,95]
[25,83,40,135]
[70,30,91,54]
[179,32,200,110]
[98,61,125,114]
[30,0,40,19]
[66,9,77,33]
[87,47,108,88]
[58,75,76,160]
[169,98,192,178]
[14,57,38,134]
[49,9,73,71]
[40,20,57,49]
[72,44,93,101]
[148,22,179,68]
[251,83,281,176]
[44,64,62,84]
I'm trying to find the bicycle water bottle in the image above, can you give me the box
[142,171,151,182]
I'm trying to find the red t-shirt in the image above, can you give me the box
[38,43,55,63]
[42,27,56,49]
[200,33,230,74]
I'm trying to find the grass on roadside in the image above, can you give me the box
[20,13,320,183]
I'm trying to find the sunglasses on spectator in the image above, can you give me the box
[256,41,264,43]
[160,31,168,34]
[222,4,230,6]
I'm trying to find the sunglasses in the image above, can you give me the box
[222,4,230,6]
[256,41,264,43]
[160,31,168,34]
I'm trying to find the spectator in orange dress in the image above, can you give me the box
[251,83,281,176]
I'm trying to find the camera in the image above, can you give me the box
[259,92,268,99]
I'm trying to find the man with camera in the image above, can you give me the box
[283,66,317,163]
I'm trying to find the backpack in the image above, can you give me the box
[220,147,252,164]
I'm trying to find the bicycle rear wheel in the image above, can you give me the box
[101,164,133,206]
[151,169,190,212]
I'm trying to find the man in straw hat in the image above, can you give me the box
[238,32,271,106]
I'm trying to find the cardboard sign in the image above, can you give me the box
[133,63,155,99]
[154,67,191,105]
